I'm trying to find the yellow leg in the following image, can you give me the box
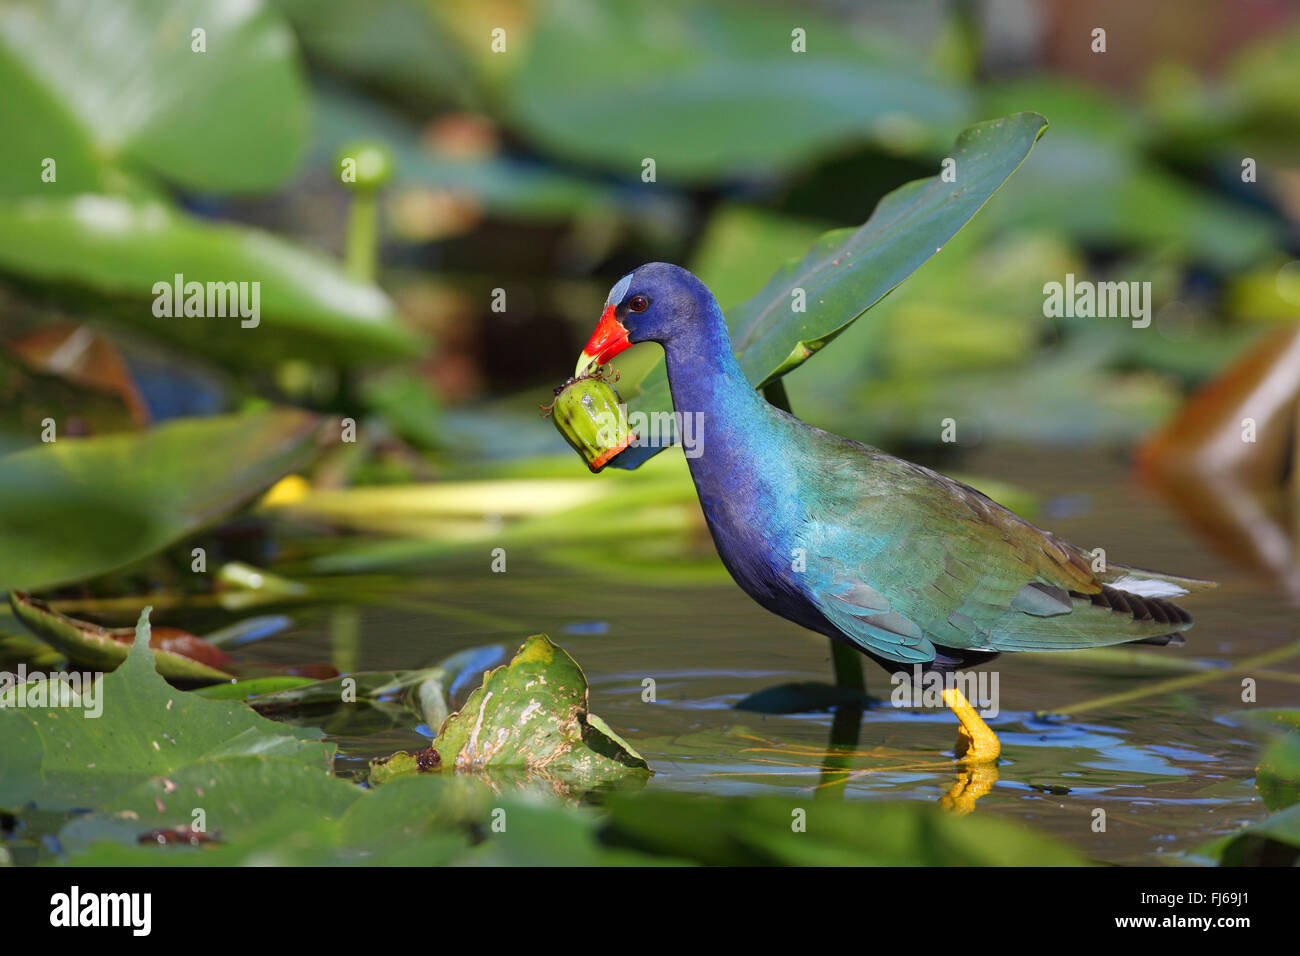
[939,764,999,815]
[941,687,1001,764]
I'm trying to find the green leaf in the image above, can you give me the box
[722,113,1046,386]
[62,775,661,866]
[510,0,968,180]
[272,0,469,107]
[981,79,1279,270]
[0,608,335,814]
[196,644,506,718]
[0,408,325,592]
[612,113,1047,464]
[601,792,1090,866]
[1224,708,1300,811]
[429,634,649,788]
[1197,803,1300,866]
[1259,734,1300,812]
[189,675,319,700]
[8,592,234,681]
[691,205,832,312]
[0,0,309,197]
[0,195,425,365]
[311,84,628,222]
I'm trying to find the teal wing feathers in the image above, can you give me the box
[793,434,1204,664]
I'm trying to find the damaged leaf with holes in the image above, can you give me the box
[420,634,648,788]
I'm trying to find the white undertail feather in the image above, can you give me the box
[1110,575,1189,598]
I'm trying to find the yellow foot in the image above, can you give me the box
[939,764,999,815]
[941,687,1001,764]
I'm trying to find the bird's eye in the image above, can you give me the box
[627,295,649,313]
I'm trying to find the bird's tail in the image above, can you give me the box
[1077,576,1203,648]
[1082,583,1194,628]
[1099,563,1218,598]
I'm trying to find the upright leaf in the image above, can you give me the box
[609,113,1048,467]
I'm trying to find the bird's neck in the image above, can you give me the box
[662,307,768,449]
[660,308,793,542]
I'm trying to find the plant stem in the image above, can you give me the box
[345,192,378,283]
[1040,640,1300,718]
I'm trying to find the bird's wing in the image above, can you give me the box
[800,453,1191,659]
[811,577,937,664]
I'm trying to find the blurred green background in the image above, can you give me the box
[4,0,1300,868]
[3,0,1297,465]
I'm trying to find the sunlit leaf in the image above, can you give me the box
[0,0,308,196]
[0,408,326,592]
[0,195,425,365]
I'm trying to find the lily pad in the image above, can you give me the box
[601,791,1090,866]
[0,195,424,365]
[1198,802,1300,866]
[60,775,658,866]
[0,0,308,197]
[1224,708,1300,811]
[412,635,648,788]
[0,608,334,814]
[0,408,327,592]
[510,0,967,180]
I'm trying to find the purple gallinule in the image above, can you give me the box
[576,263,1213,763]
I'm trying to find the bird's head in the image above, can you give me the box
[575,263,715,377]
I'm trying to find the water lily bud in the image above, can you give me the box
[339,142,395,191]
[547,375,631,472]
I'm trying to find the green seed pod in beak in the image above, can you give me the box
[545,374,631,472]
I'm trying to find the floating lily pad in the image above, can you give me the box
[601,791,1090,866]
[434,634,647,778]
[1224,708,1300,812]
[371,635,648,790]
[0,196,424,366]
[1198,803,1300,866]
[0,408,326,592]
[0,608,333,814]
